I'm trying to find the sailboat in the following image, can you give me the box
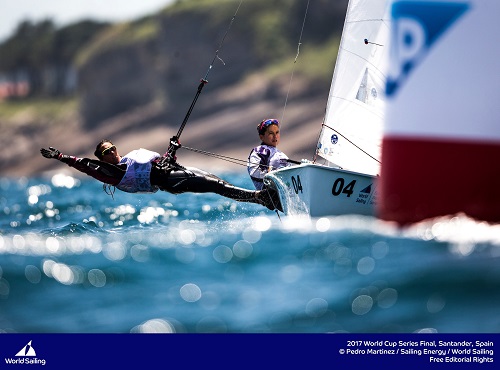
[378,0,500,225]
[264,0,391,218]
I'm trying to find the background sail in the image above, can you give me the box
[317,0,390,176]
[379,0,500,225]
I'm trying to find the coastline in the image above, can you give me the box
[0,97,325,178]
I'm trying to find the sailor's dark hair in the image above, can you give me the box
[94,139,114,159]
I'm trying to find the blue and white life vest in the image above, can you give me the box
[247,144,289,190]
[116,149,160,193]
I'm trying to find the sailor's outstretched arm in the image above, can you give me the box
[40,147,124,185]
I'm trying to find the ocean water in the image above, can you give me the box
[1,172,499,334]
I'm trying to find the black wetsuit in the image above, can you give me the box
[150,161,262,203]
[54,154,281,210]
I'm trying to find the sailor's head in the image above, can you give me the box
[257,118,281,147]
[257,118,279,135]
[95,139,120,164]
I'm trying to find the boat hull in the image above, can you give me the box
[379,137,500,225]
[264,164,377,217]
[380,0,500,225]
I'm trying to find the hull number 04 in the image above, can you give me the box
[291,176,303,194]
[290,176,356,197]
[332,178,356,197]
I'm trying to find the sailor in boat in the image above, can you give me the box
[247,118,290,190]
[40,139,279,210]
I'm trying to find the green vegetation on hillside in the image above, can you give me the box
[0,97,77,127]
[75,17,161,67]
[0,0,346,126]
[0,19,109,97]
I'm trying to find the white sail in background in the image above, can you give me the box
[379,0,500,225]
[317,0,390,176]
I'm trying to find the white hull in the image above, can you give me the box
[264,164,377,218]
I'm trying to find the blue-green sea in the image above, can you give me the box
[1,172,499,333]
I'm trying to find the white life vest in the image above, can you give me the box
[116,149,160,193]
[247,144,289,190]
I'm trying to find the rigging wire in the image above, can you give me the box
[174,0,311,171]
[280,0,311,125]
[178,0,244,138]
[203,0,245,82]
[177,1,380,169]
[163,0,245,164]
[322,123,381,164]
[177,1,310,218]
[182,146,249,167]
[181,146,300,168]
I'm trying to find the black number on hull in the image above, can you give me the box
[332,178,356,197]
[291,176,303,194]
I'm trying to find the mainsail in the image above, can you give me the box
[316,0,390,176]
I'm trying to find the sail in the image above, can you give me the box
[378,0,500,224]
[316,0,390,176]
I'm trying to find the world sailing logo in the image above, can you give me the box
[4,340,47,366]
[386,1,469,96]
[16,340,36,356]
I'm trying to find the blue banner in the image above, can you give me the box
[0,333,496,369]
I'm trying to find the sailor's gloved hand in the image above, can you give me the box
[40,147,61,159]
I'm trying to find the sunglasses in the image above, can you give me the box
[101,145,116,156]
[258,119,279,133]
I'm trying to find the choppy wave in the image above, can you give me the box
[0,174,499,333]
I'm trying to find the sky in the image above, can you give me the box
[0,0,174,42]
